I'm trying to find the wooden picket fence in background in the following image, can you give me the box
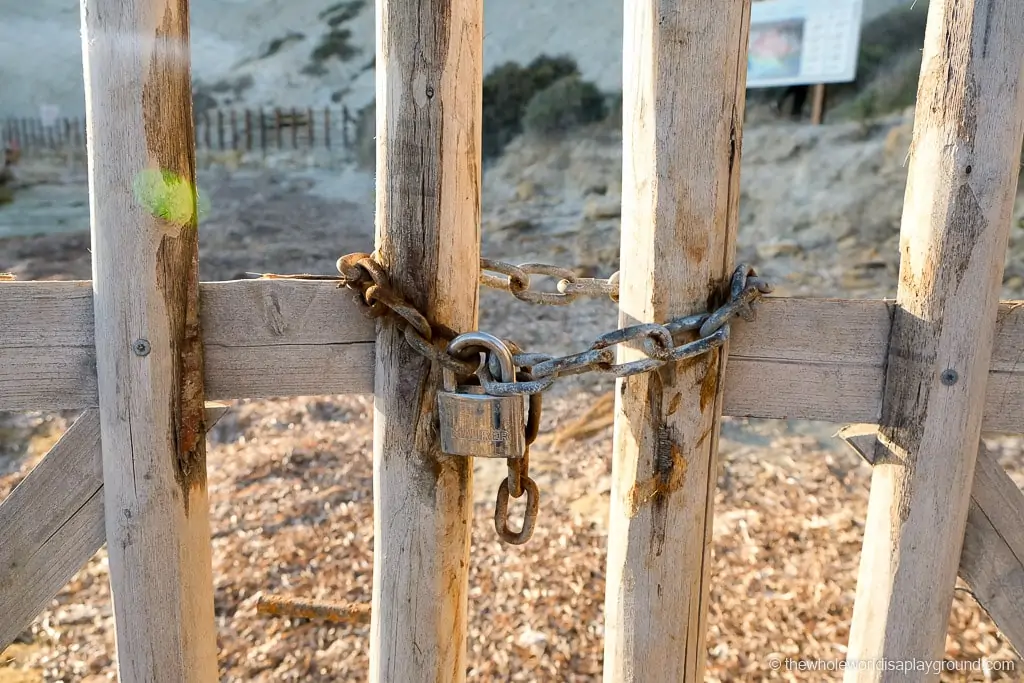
[1,106,360,155]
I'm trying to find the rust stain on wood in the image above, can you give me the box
[625,373,688,539]
[157,236,208,516]
[142,3,196,181]
[142,2,207,515]
[698,355,720,412]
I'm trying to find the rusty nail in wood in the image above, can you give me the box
[256,594,371,624]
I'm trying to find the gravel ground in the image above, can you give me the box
[2,119,1024,681]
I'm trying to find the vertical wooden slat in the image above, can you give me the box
[369,0,482,680]
[275,107,282,149]
[245,109,252,150]
[602,1,752,681]
[845,1,1024,680]
[324,106,331,149]
[307,106,314,147]
[217,109,224,150]
[203,111,211,149]
[81,0,217,680]
[810,83,826,124]
[291,107,298,148]
[343,105,351,148]
[260,108,267,154]
[230,109,237,149]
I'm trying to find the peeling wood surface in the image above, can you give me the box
[82,0,218,678]
[0,405,228,653]
[368,0,481,681]
[844,1,1024,679]
[602,1,752,680]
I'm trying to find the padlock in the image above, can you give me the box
[437,331,526,458]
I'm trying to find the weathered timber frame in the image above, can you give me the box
[0,0,1023,681]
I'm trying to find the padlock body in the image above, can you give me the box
[438,385,525,458]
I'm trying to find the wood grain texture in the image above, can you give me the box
[9,283,1024,429]
[369,0,481,681]
[0,410,104,651]
[602,1,752,681]
[844,1,1024,679]
[840,431,1024,656]
[0,405,228,652]
[0,279,376,410]
[959,444,1024,656]
[81,0,218,678]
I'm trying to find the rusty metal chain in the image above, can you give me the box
[256,254,773,399]
[492,368,542,545]
[480,258,620,304]
[473,264,773,397]
[253,253,772,548]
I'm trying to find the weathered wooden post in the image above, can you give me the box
[603,1,752,680]
[81,0,217,679]
[845,1,1024,680]
[368,0,481,681]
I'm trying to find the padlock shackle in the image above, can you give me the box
[446,331,517,383]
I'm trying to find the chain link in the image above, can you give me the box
[490,368,542,545]
[254,254,773,396]
[481,259,620,304]
[252,252,773,546]
[475,264,773,397]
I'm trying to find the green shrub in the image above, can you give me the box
[482,54,580,158]
[842,49,922,123]
[522,75,607,136]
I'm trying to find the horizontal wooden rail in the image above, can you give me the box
[2,280,1024,432]
[0,280,375,410]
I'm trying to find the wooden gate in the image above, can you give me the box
[1,0,1023,681]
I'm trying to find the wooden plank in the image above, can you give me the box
[369,0,481,680]
[8,285,1024,431]
[0,405,228,652]
[0,279,376,410]
[844,1,1024,679]
[81,0,218,678]
[602,0,752,680]
[840,431,1024,656]
[959,444,1024,655]
[0,410,103,651]
[810,83,826,124]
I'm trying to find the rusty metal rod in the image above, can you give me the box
[256,594,371,624]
